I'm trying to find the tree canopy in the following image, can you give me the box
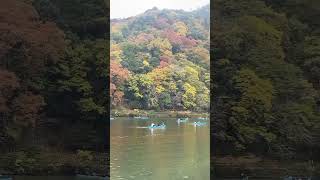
[212,0,320,159]
[111,6,210,111]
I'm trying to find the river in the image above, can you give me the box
[110,117,210,180]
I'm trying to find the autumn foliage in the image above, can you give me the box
[0,0,108,154]
[111,6,210,111]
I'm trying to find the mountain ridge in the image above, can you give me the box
[111,4,210,21]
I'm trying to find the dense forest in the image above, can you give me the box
[2,0,319,177]
[212,0,320,161]
[0,0,108,175]
[111,6,210,112]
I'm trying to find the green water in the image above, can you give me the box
[110,117,210,180]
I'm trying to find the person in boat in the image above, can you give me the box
[151,123,156,127]
[154,122,164,126]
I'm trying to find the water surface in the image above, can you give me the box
[111,117,210,180]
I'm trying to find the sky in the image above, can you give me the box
[111,0,210,19]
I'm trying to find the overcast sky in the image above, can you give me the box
[111,0,210,19]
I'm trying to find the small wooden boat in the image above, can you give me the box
[177,118,188,123]
[197,117,208,120]
[193,121,207,126]
[148,123,166,129]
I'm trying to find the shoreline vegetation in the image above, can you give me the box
[0,150,108,177]
[111,108,209,118]
[213,155,320,178]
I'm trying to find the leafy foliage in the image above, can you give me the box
[212,0,320,159]
[0,0,108,153]
[111,6,210,111]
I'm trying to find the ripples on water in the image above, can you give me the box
[111,117,210,180]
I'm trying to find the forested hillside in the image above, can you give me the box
[0,0,108,175]
[111,6,210,112]
[212,0,320,160]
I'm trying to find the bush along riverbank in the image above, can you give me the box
[111,108,209,118]
[212,155,320,179]
[0,149,108,177]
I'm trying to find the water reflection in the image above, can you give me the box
[111,117,209,180]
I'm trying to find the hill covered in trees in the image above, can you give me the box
[0,0,108,175]
[110,5,210,112]
[212,0,320,161]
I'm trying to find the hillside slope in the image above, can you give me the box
[110,5,210,111]
[212,0,320,159]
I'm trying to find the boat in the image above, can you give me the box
[197,117,208,120]
[177,118,188,123]
[110,117,114,120]
[193,121,207,126]
[148,123,166,129]
[133,116,149,120]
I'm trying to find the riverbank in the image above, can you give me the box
[111,108,209,118]
[212,155,320,178]
[0,149,108,177]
